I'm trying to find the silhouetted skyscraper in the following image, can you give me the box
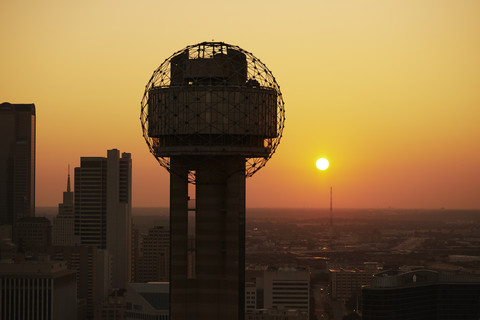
[0,102,35,225]
[53,169,79,246]
[74,149,132,289]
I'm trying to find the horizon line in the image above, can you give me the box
[35,206,480,211]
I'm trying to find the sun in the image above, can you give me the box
[316,158,329,171]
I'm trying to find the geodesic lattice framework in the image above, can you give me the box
[140,42,285,183]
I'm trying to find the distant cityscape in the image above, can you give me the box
[2,39,480,320]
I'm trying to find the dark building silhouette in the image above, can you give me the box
[141,42,285,320]
[362,269,480,320]
[137,225,169,283]
[74,149,132,289]
[49,245,110,319]
[14,216,51,252]
[0,261,77,320]
[125,283,169,319]
[52,170,79,246]
[0,102,35,225]
[245,266,310,316]
[131,225,140,282]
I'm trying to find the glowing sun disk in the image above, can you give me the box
[316,158,329,171]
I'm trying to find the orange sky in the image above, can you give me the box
[1,0,479,209]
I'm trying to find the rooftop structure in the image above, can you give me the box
[362,269,480,320]
[0,260,77,320]
[125,282,169,320]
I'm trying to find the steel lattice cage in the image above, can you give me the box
[140,42,285,182]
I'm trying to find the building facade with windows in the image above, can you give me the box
[362,269,480,320]
[50,245,110,319]
[14,216,51,251]
[137,225,169,283]
[0,260,76,320]
[74,149,132,289]
[245,266,310,319]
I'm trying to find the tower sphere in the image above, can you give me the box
[140,41,285,182]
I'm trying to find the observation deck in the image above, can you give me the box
[146,48,277,157]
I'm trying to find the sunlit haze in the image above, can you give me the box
[1,0,479,209]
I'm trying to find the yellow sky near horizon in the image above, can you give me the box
[1,0,479,209]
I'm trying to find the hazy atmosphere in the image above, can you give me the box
[1,0,479,209]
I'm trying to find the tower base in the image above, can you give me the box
[170,155,245,320]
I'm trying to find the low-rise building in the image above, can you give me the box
[245,266,310,319]
[0,260,77,320]
[329,262,380,300]
[362,269,480,320]
[125,282,169,320]
[245,309,308,320]
[95,289,126,320]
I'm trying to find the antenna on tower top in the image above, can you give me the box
[67,164,71,192]
[330,186,333,227]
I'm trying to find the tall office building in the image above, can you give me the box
[74,149,132,289]
[0,103,35,225]
[52,170,79,246]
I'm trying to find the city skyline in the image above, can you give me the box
[1,1,479,209]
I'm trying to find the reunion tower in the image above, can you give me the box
[141,42,285,319]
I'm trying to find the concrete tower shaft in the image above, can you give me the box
[170,156,245,319]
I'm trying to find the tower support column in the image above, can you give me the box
[170,156,245,320]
